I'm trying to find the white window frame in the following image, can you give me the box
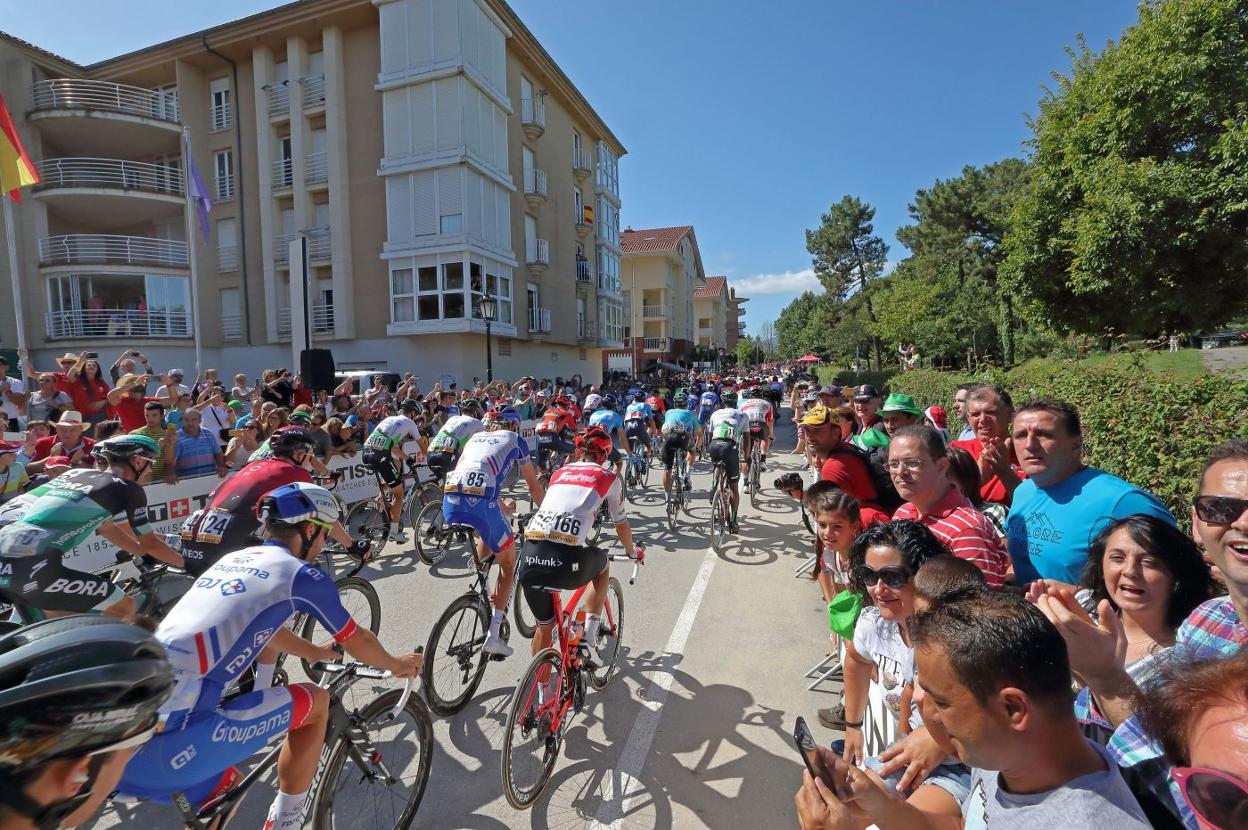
[213,150,234,201]
[210,78,231,131]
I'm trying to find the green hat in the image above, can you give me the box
[880,393,922,417]
[227,399,244,410]
[288,411,313,425]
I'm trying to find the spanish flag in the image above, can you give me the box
[0,94,39,202]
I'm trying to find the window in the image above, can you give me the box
[596,196,619,247]
[470,260,513,324]
[221,288,241,339]
[46,273,191,339]
[214,150,234,200]
[597,245,620,294]
[391,268,415,322]
[440,214,463,234]
[572,131,583,168]
[392,258,512,325]
[596,141,619,199]
[573,188,583,224]
[598,297,623,344]
[216,219,237,272]
[210,78,231,131]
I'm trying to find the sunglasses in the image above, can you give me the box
[1173,767,1248,830]
[1193,495,1248,525]
[857,565,912,589]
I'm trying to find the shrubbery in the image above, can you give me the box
[886,356,1248,523]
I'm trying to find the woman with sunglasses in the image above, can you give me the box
[223,421,262,472]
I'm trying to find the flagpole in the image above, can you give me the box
[2,196,25,352]
[181,127,204,377]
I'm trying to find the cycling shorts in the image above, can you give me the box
[518,539,608,624]
[662,433,690,470]
[536,433,574,462]
[749,421,768,438]
[426,450,457,477]
[118,683,316,804]
[625,420,649,448]
[698,408,714,425]
[181,515,260,578]
[709,439,741,483]
[363,448,401,487]
[442,494,514,555]
[0,551,126,619]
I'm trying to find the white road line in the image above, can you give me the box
[590,543,718,829]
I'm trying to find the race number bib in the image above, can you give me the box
[525,510,583,545]
[0,524,53,557]
[712,421,736,441]
[663,420,687,435]
[183,508,234,545]
[365,432,392,451]
[430,433,458,452]
[445,467,489,496]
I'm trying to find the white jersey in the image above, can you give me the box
[429,414,483,452]
[362,415,421,452]
[583,393,602,411]
[709,408,750,442]
[445,429,530,498]
[525,461,625,547]
[741,399,773,424]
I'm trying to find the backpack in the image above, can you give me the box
[828,442,903,513]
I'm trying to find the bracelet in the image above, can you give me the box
[844,719,863,729]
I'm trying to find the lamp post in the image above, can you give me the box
[479,295,497,383]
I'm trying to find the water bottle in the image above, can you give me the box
[569,609,587,649]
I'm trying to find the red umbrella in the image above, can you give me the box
[798,354,822,363]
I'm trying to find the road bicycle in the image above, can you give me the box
[624,436,649,493]
[158,656,432,830]
[709,459,736,552]
[665,451,691,531]
[746,425,766,507]
[500,546,645,809]
[346,459,441,560]
[412,470,534,566]
[535,446,571,491]
[422,515,535,716]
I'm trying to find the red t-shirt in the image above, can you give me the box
[292,387,314,408]
[65,376,113,419]
[32,434,96,467]
[950,438,1025,506]
[820,445,880,506]
[113,395,161,433]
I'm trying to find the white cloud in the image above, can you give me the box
[729,268,820,295]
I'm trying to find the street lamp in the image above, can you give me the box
[479,295,497,383]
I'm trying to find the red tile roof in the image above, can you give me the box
[693,275,727,299]
[620,225,692,255]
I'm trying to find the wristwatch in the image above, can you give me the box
[844,719,863,729]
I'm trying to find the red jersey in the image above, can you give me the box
[645,396,666,417]
[207,458,311,512]
[536,407,577,436]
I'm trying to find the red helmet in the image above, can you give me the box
[554,395,575,409]
[576,425,612,459]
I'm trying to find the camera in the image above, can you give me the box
[775,472,804,495]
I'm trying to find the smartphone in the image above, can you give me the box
[793,716,837,790]
[85,351,98,359]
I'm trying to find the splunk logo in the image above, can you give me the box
[524,553,559,568]
[211,708,291,744]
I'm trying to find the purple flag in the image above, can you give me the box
[184,134,212,243]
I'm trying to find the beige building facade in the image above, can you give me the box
[693,274,727,351]
[727,285,748,353]
[0,0,626,383]
[610,225,704,375]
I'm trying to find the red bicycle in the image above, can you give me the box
[500,545,645,809]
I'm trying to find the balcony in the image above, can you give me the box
[211,102,231,131]
[642,304,671,319]
[576,218,593,241]
[521,96,545,140]
[217,246,238,272]
[29,79,180,156]
[576,260,592,284]
[306,152,328,185]
[221,313,242,340]
[523,167,547,209]
[32,157,185,227]
[35,157,183,197]
[300,73,326,109]
[528,306,552,337]
[30,78,180,123]
[274,231,331,265]
[577,317,596,342]
[277,304,334,338]
[526,238,549,276]
[737,322,748,335]
[46,309,191,340]
[267,82,290,118]
[272,157,293,189]
[38,234,188,269]
[643,337,670,352]
[573,148,592,183]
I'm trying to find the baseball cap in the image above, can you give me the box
[819,385,842,397]
[880,393,922,417]
[226,399,244,411]
[851,384,880,402]
[44,455,73,470]
[168,368,184,377]
[800,404,840,427]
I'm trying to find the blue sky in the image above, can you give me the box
[2,0,1142,333]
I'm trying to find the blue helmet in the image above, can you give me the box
[485,405,522,430]
[673,391,688,407]
[256,482,340,528]
[633,391,645,402]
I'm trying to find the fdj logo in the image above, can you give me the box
[220,579,246,596]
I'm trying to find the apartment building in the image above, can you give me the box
[727,285,748,352]
[693,274,727,353]
[0,0,626,383]
[611,224,705,376]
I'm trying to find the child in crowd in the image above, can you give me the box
[0,440,28,504]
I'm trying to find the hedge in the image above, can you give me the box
[886,356,1248,524]
[814,367,898,391]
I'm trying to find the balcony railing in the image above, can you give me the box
[528,306,552,334]
[30,78,180,124]
[573,148,592,179]
[308,233,331,261]
[577,317,596,341]
[275,231,331,264]
[211,102,231,131]
[277,305,333,337]
[267,82,290,117]
[39,234,188,268]
[300,73,326,108]
[34,157,183,196]
[217,246,238,272]
[521,96,545,138]
[522,167,547,205]
[526,238,549,268]
[277,307,291,337]
[576,260,592,283]
[272,157,293,189]
[215,173,234,201]
[643,337,670,352]
[275,234,294,265]
[642,304,671,319]
[306,152,328,184]
[46,309,192,340]
[221,313,242,340]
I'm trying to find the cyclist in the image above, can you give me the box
[361,398,424,542]
[0,616,175,830]
[556,392,582,424]
[0,435,183,622]
[660,392,701,501]
[588,394,628,477]
[739,387,775,477]
[707,391,749,533]
[426,397,484,480]
[581,388,602,423]
[644,387,667,420]
[247,411,331,475]
[443,405,545,657]
[623,392,656,466]
[519,425,639,662]
[118,482,422,829]
[534,396,577,472]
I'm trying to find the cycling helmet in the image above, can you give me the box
[287,410,313,426]
[554,395,575,409]
[270,425,316,456]
[484,405,522,430]
[91,434,160,462]
[673,391,689,407]
[0,615,174,774]
[739,388,752,401]
[721,390,738,406]
[633,391,645,402]
[399,398,422,414]
[576,425,612,459]
[602,394,617,409]
[460,397,484,416]
[256,482,341,528]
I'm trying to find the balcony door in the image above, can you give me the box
[524,214,537,261]
[527,282,539,330]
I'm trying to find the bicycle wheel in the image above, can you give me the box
[588,577,624,691]
[413,498,452,566]
[302,577,381,682]
[313,687,434,830]
[405,485,437,535]
[346,500,390,559]
[710,471,726,552]
[666,478,680,531]
[422,593,489,716]
[585,505,604,547]
[501,648,566,810]
[512,578,537,640]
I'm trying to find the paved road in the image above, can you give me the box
[91,411,836,829]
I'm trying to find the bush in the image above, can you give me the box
[889,356,1248,523]
[815,366,898,391]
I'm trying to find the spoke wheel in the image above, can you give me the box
[312,688,434,830]
[302,577,381,682]
[666,480,680,531]
[512,578,537,640]
[413,498,462,566]
[588,577,624,690]
[501,648,565,810]
[346,500,390,560]
[710,472,726,552]
[422,593,490,716]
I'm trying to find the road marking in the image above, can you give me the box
[590,543,718,829]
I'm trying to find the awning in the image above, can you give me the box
[642,360,686,373]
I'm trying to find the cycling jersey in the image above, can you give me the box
[589,409,624,442]
[624,402,654,423]
[428,414,483,453]
[363,415,421,453]
[525,462,626,548]
[697,391,719,418]
[709,408,750,443]
[248,440,275,463]
[180,459,311,576]
[117,543,357,803]
[741,399,774,425]
[662,407,702,436]
[645,396,666,417]
[535,407,576,436]
[444,429,530,501]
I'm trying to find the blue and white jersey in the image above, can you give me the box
[157,544,357,728]
[697,390,719,416]
[589,407,624,440]
[445,429,530,499]
[624,401,653,422]
[663,407,702,435]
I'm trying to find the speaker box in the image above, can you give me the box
[300,348,336,392]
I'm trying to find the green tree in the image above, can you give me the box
[776,291,824,359]
[736,336,764,368]
[1003,0,1248,335]
[806,196,889,368]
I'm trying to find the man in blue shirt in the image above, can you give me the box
[1006,398,1174,585]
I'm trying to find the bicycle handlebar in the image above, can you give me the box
[607,543,646,585]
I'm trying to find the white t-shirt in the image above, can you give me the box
[157,383,191,401]
[0,375,25,421]
[852,606,915,727]
[199,404,233,448]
